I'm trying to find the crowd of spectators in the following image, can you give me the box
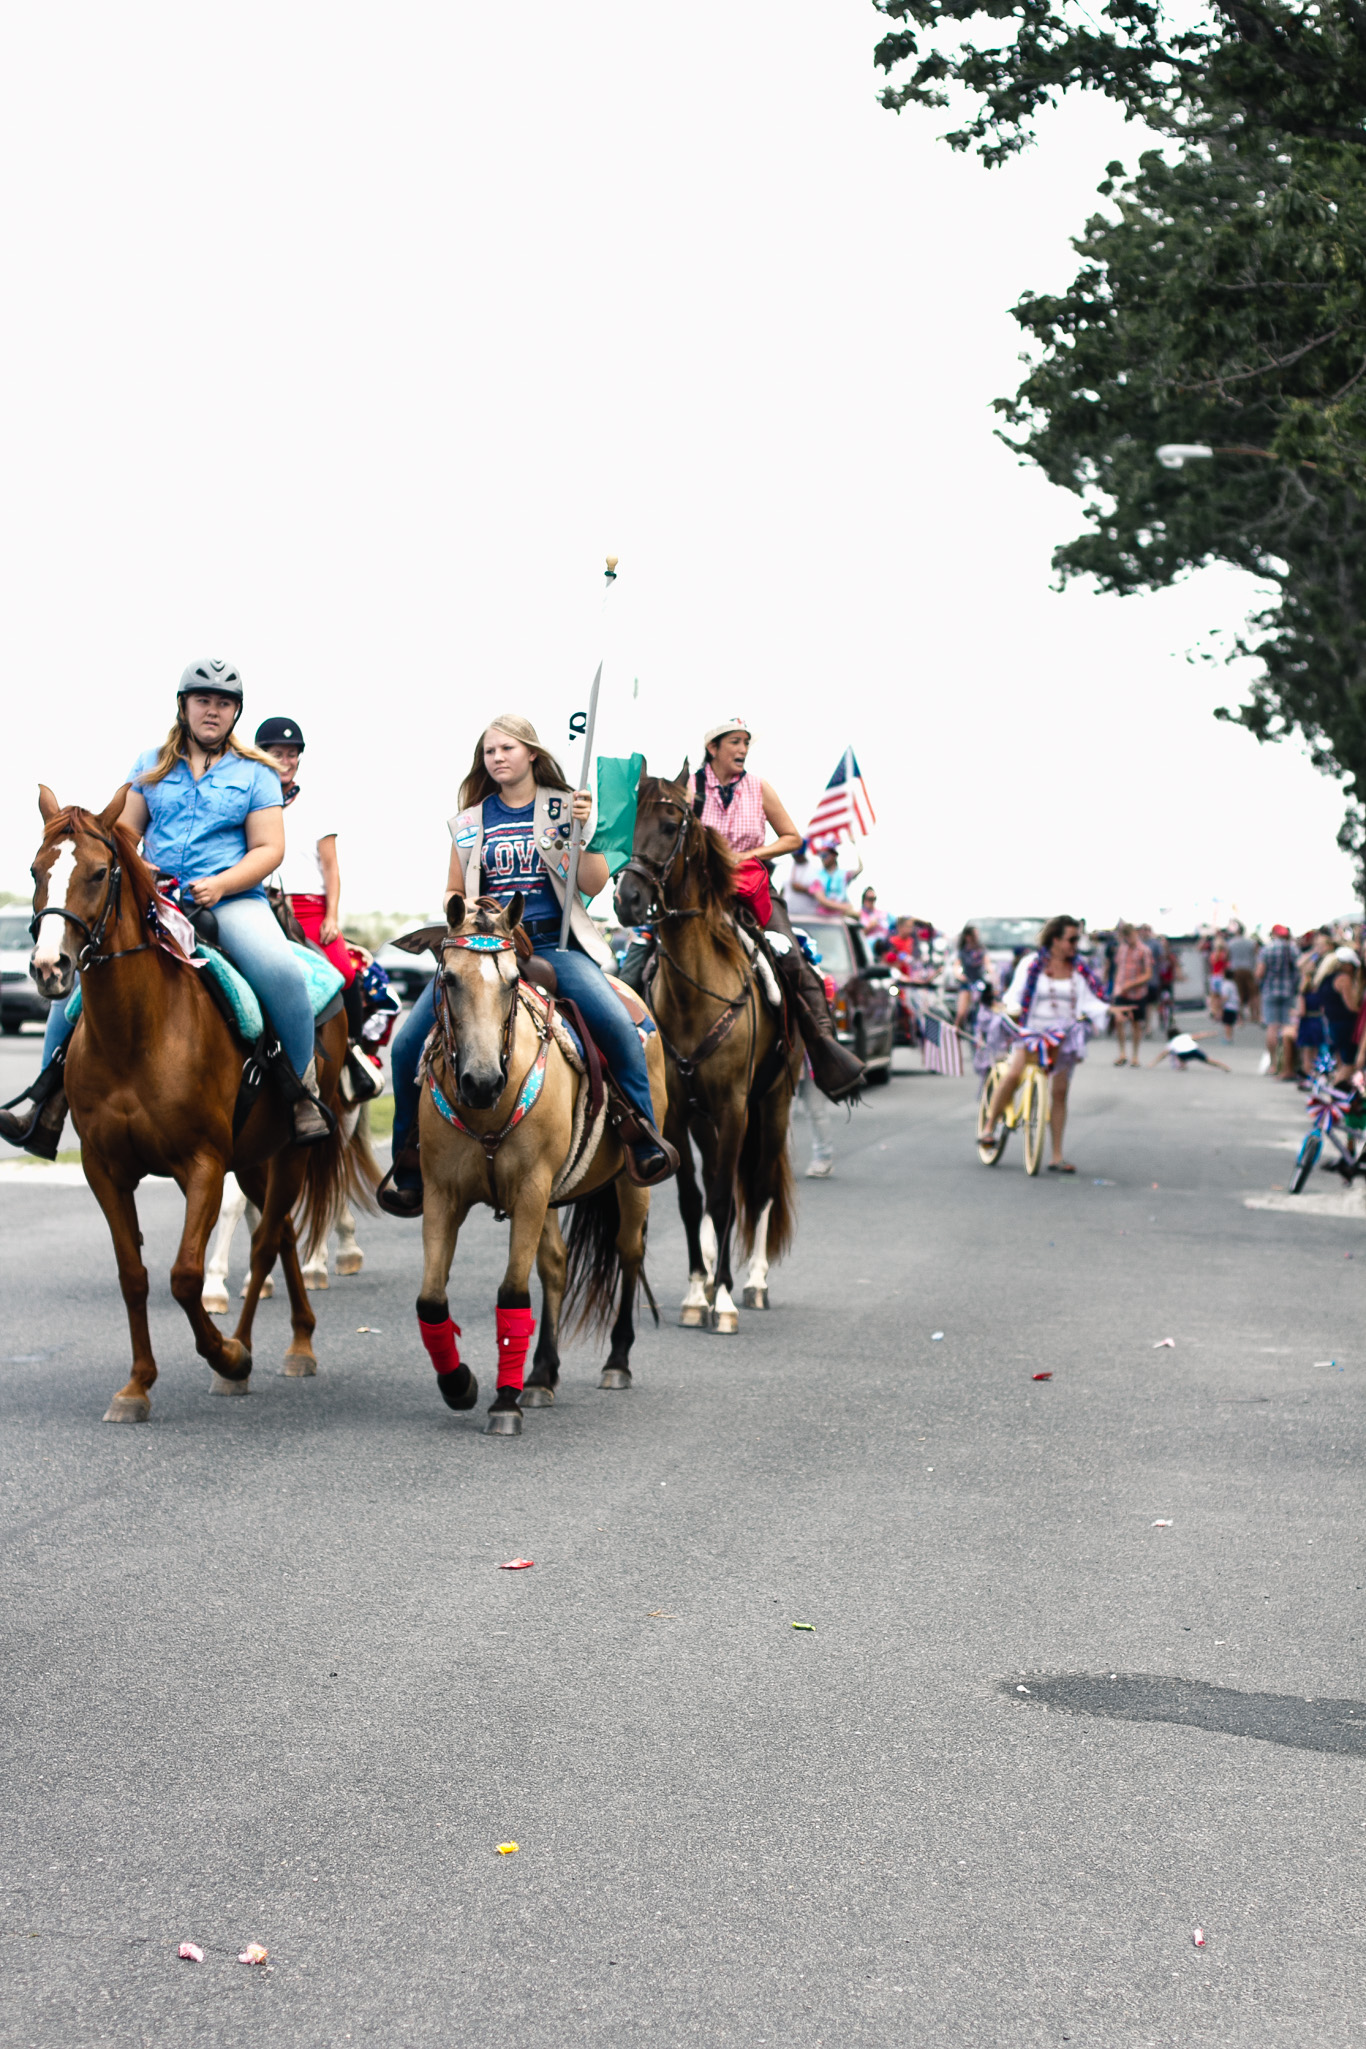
[1195,920,1366,1081]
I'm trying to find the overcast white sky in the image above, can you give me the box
[0,2,1355,934]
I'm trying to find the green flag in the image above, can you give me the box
[588,753,643,876]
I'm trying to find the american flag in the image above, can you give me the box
[919,1011,964,1078]
[805,747,876,848]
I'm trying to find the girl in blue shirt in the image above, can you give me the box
[379,714,671,1216]
[0,662,330,1157]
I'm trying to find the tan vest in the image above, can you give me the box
[446,787,615,971]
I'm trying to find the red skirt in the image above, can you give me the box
[288,894,356,986]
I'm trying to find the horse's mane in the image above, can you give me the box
[642,776,748,968]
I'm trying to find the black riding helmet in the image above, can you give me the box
[254,716,305,752]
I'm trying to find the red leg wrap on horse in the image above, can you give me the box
[418,1314,462,1376]
[495,1306,536,1392]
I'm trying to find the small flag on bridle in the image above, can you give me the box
[805,747,875,849]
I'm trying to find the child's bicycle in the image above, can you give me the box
[976,1016,1062,1176]
[1289,1048,1366,1192]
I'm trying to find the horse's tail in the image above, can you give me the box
[562,1182,631,1338]
[296,1099,381,1262]
[734,1082,796,1264]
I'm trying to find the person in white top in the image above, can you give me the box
[980,915,1111,1173]
[254,715,356,994]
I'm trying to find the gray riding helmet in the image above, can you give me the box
[178,658,244,704]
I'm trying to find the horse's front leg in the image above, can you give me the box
[602,1183,651,1389]
[703,1110,745,1336]
[742,1201,773,1309]
[82,1157,158,1423]
[524,1210,567,1406]
[202,1175,248,1316]
[671,1104,709,1328]
[488,1175,553,1436]
[417,1176,477,1414]
[168,1155,252,1392]
[333,1199,364,1276]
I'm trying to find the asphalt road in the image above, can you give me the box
[3,1026,1365,2047]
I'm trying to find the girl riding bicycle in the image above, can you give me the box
[978,915,1110,1174]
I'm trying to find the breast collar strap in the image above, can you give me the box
[426,982,554,1165]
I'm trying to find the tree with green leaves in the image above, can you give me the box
[873,0,1366,892]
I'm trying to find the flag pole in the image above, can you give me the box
[558,555,618,950]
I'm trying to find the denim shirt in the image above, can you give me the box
[130,749,283,900]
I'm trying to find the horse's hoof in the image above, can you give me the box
[742,1286,769,1310]
[201,1288,229,1315]
[334,1252,363,1276]
[521,1384,555,1407]
[209,1371,250,1397]
[103,1393,150,1424]
[240,1277,273,1300]
[679,1306,707,1328]
[709,1307,739,1335]
[302,1272,327,1292]
[599,1367,632,1390]
[280,1353,318,1377]
[485,1407,523,1436]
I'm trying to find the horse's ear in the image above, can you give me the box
[98,784,131,835]
[673,757,690,788]
[38,784,60,824]
[495,891,524,933]
[445,895,466,931]
[635,757,648,787]
[393,922,448,957]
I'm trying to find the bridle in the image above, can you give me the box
[425,931,562,1182]
[615,795,703,927]
[30,823,152,973]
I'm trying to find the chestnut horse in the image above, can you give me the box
[28,786,367,1422]
[612,767,800,1331]
[403,893,666,1435]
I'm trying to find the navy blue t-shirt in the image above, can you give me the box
[480,795,560,929]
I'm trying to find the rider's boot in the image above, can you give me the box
[762,916,864,1101]
[377,1125,424,1218]
[0,1052,70,1162]
[292,1056,334,1146]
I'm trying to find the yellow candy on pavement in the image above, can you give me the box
[497,1842,519,1855]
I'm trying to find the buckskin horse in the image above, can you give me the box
[612,766,801,1331]
[395,893,665,1435]
[27,786,370,1421]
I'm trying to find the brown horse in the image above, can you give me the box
[612,767,801,1331]
[28,786,368,1422]
[405,893,665,1435]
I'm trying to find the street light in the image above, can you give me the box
[1157,443,1214,469]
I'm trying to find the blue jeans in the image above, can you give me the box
[390,934,657,1153]
[40,890,316,1078]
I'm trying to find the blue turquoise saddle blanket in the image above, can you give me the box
[65,942,344,1043]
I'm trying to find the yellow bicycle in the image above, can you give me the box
[977,1053,1051,1174]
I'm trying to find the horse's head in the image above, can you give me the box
[435,893,524,1108]
[29,784,132,999]
[613,760,693,928]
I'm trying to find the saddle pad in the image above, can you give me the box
[65,939,343,1043]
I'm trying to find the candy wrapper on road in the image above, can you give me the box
[238,1942,269,1965]
[1193,1927,1206,1947]
[177,1942,203,1963]
[497,1842,519,1855]
[499,1558,534,1570]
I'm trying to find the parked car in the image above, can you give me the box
[0,910,48,1034]
[793,914,896,1083]
[965,916,1048,993]
[375,940,437,1007]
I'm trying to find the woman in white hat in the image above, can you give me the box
[686,719,863,1101]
